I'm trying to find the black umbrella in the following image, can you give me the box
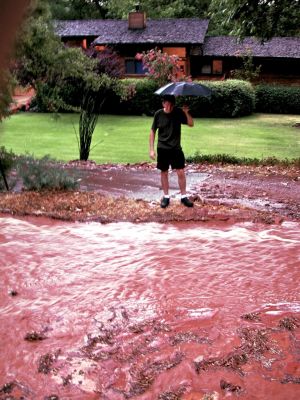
[154,81,212,97]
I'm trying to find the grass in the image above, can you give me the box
[0,112,299,164]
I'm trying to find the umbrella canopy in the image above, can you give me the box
[154,81,212,97]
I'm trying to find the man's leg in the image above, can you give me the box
[176,168,193,207]
[160,170,170,208]
[176,168,186,195]
[161,170,169,195]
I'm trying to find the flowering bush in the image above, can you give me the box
[136,48,188,86]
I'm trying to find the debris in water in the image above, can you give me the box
[278,316,299,331]
[241,312,261,321]
[158,384,187,399]
[170,331,210,346]
[281,374,300,384]
[126,352,185,397]
[38,351,60,374]
[24,331,47,341]
[0,382,15,394]
[220,379,242,393]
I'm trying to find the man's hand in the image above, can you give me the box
[182,104,190,113]
[150,150,156,160]
[182,105,194,127]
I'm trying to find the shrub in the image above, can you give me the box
[103,78,162,116]
[255,85,300,114]
[178,80,255,118]
[135,47,184,86]
[16,155,79,191]
[0,146,16,191]
[186,151,300,167]
[104,79,255,118]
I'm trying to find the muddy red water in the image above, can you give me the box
[1,217,299,400]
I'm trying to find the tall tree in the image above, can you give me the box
[49,0,211,20]
[101,0,210,19]
[12,0,123,161]
[49,0,108,20]
[208,0,300,39]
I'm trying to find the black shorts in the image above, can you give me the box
[157,147,185,171]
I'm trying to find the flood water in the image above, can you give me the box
[0,216,299,399]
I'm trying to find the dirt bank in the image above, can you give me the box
[0,162,299,224]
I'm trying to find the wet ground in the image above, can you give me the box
[67,161,300,222]
[0,162,299,399]
[0,161,299,224]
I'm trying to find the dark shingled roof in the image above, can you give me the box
[54,18,209,44]
[203,36,300,59]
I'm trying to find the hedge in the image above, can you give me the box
[34,78,256,117]
[102,79,255,118]
[255,84,300,114]
[102,78,162,116]
[176,80,255,118]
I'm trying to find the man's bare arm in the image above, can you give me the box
[182,105,194,127]
[149,128,156,160]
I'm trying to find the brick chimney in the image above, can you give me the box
[128,4,146,30]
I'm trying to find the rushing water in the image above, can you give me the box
[0,216,299,400]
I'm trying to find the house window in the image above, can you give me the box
[212,60,223,74]
[201,64,212,74]
[200,60,223,75]
[163,47,186,58]
[125,59,146,74]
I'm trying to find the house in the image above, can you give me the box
[54,8,300,84]
[54,13,208,78]
[201,36,300,84]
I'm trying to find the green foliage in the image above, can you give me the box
[0,147,16,191]
[208,0,300,39]
[136,48,186,86]
[0,146,15,172]
[230,50,261,82]
[177,80,255,117]
[16,154,79,191]
[0,71,14,120]
[104,79,255,118]
[14,1,123,162]
[14,2,62,85]
[49,0,107,19]
[255,85,300,114]
[2,113,300,162]
[78,93,102,161]
[13,0,106,113]
[75,53,124,160]
[186,152,300,167]
[104,0,210,18]
[103,78,162,116]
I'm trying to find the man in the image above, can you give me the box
[149,94,194,208]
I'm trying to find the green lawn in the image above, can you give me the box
[1,112,299,163]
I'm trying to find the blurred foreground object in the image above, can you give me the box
[0,0,30,70]
[0,0,30,120]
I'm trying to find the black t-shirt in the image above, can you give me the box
[152,107,188,149]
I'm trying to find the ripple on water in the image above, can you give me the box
[0,217,299,399]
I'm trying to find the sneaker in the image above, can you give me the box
[160,197,170,208]
[181,197,193,207]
